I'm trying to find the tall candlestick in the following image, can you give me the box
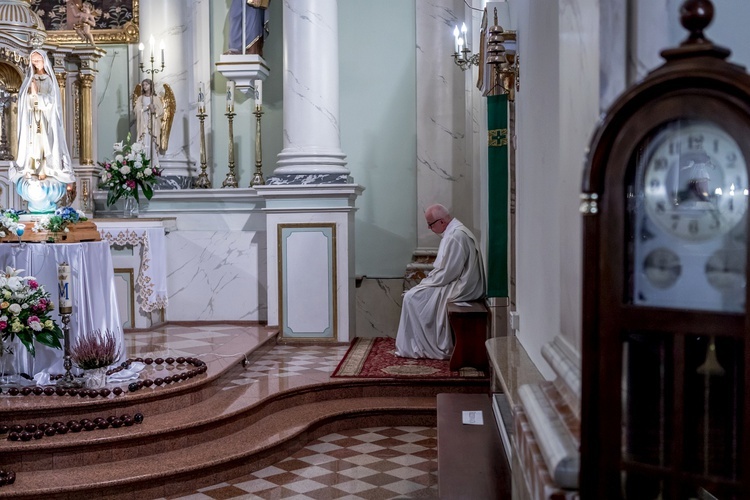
[255,80,262,107]
[160,39,165,66]
[226,81,235,112]
[58,263,72,314]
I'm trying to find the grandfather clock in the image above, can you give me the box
[580,1,749,498]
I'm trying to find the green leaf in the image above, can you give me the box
[36,330,63,350]
[142,183,153,200]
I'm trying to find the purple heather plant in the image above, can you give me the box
[71,329,119,370]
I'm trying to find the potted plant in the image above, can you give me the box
[71,329,119,388]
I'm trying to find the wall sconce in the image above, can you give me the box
[452,22,479,71]
[486,17,519,100]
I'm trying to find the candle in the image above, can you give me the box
[226,80,235,112]
[58,263,72,314]
[149,34,155,59]
[198,82,205,113]
[138,42,144,64]
[255,80,262,107]
[160,39,165,66]
[453,25,460,54]
[461,22,468,51]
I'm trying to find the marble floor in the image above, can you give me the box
[125,324,438,499]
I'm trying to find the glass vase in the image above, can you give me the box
[123,197,140,218]
[0,336,34,386]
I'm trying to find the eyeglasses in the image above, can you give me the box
[428,218,443,229]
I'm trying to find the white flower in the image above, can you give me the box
[144,168,153,177]
[29,320,42,332]
[6,276,22,291]
[126,152,136,162]
[113,141,123,151]
[8,303,21,315]
[115,154,124,163]
[64,227,70,233]
[21,303,28,309]
[0,315,6,321]
[131,142,144,153]
[120,165,131,175]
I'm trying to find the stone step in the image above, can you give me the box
[0,377,481,473]
[0,326,279,425]
[0,396,438,500]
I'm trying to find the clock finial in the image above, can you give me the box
[662,0,729,60]
[680,0,714,46]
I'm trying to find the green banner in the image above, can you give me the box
[487,94,509,298]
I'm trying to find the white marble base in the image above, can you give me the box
[257,184,363,342]
[355,278,403,339]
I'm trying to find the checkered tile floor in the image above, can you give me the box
[128,325,438,499]
[226,344,352,389]
[167,426,438,500]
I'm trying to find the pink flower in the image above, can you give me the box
[28,280,38,290]
[0,321,6,331]
[126,180,136,189]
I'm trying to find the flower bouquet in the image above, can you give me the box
[98,135,161,212]
[0,267,63,357]
[0,209,25,241]
[32,207,88,236]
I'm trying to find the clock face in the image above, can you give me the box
[632,119,749,313]
[643,121,749,241]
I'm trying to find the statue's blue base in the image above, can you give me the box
[15,177,67,214]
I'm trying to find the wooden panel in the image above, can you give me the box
[437,393,510,499]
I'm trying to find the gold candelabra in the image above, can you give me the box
[194,109,212,188]
[250,104,265,187]
[222,109,238,188]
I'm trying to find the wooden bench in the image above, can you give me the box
[448,300,489,371]
[437,393,511,499]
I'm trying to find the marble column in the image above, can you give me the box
[74,48,106,215]
[270,0,349,183]
[415,0,474,250]
[257,0,362,342]
[139,0,199,189]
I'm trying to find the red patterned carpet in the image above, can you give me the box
[332,337,486,378]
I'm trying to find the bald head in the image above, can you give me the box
[425,204,453,234]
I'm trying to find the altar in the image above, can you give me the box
[0,241,123,376]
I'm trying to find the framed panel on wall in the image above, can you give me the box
[278,223,337,341]
[31,0,139,45]
[113,267,135,330]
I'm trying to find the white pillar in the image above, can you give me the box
[139,0,202,187]
[272,0,349,180]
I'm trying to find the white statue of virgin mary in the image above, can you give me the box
[9,49,75,213]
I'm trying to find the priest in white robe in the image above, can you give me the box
[396,204,486,359]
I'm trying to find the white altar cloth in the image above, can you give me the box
[98,226,168,313]
[0,241,123,376]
